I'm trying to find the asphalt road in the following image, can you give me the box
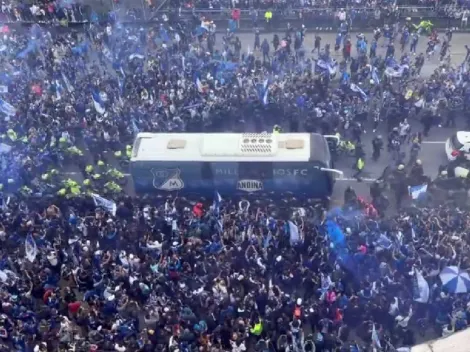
[225,30,466,202]
[66,30,466,205]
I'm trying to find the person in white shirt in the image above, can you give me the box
[338,9,346,22]
[462,10,469,28]
[399,119,410,143]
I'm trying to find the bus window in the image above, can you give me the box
[239,162,273,180]
[201,162,213,180]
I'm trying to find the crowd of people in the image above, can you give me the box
[0,0,467,26]
[0,1,87,24]
[0,5,468,352]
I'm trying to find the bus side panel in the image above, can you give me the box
[212,162,331,198]
[132,161,211,194]
[131,161,332,198]
[272,163,330,198]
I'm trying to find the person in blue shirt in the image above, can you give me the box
[370,40,377,59]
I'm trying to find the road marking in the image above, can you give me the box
[63,172,132,176]
[422,141,446,144]
[339,177,376,182]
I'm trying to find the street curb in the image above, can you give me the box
[215,27,470,33]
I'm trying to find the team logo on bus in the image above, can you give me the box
[151,168,184,191]
[237,179,263,192]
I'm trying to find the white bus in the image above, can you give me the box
[130,132,343,198]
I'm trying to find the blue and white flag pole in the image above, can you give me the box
[25,233,38,262]
[371,324,381,349]
[91,193,117,216]
[263,88,269,105]
[213,191,222,216]
[0,99,17,117]
[61,71,74,93]
[350,83,368,101]
[196,77,204,93]
[55,80,63,100]
[413,268,430,303]
[371,66,380,85]
[408,184,427,200]
[0,195,10,211]
[91,91,106,115]
[288,220,301,245]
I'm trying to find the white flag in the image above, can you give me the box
[196,78,204,93]
[61,72,74,93]
[0,99,16,116]
[413,268,430,303]
[409,184,428,200]
[372,324,381,349]
[92,193,117,216]
[288,221,301,245]
[91,93,106,115]
[25,233,38,262]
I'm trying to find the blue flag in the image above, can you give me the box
[25,234,38,262]
[213,191,222,216]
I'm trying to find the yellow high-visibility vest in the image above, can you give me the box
[250,321,263,336]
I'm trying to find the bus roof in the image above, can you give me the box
[131,132,329,163]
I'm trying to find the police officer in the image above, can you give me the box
[445,95,462,128]
[20,186,32,196]
[83,179,92,193]
[410,160,424,184]
[372,135,383,161]
[353,156,365,181]
[273,125,282,135]
[96,160,106,174]
[392,164,407,208]
[126,145,132,159]
[57,188,67,197]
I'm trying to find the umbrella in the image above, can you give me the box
[440,266,470,293]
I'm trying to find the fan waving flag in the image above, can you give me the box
[25,233,38,262]
[288,221,301,245]
[92,193,117,216]
[409,184,427,200]
[371,324,381,349]
[413,268,430,303]
[371,67,380,85]
[196,78,206,93]
[212,191,222,216]
[91,91,106,115]
[61,72,74,93]
[350,83,368,101]
[0,99,17,116]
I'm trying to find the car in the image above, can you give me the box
[445,131,470,161]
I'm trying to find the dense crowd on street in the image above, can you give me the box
[0,4,469,351]
[0,0,469,25]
